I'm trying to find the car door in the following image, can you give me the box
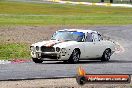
[84,32,98,59]
[84,32,105,59]
[92,33,105,57]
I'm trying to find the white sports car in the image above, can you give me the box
[30,29,115,63]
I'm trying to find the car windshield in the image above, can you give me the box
[51,31,85,42]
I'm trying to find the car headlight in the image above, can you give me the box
[36,46,39,51]
[61,48,67,55]
[56,47,60,52]
[30,46,35,51]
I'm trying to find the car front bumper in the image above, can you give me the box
[31,52,70,60]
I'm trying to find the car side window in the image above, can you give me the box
[92,33,99,42]
[86,33,93,42]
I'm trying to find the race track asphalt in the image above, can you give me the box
[0,25,132,80]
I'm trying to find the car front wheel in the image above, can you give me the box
[68,49,80,64]
[101,49,111,62]
[32,58,43,63]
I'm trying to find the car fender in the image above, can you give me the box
[102,40,115,55]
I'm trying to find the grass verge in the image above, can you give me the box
[0,15,132,26]
[0,43,30,60]
[0,1,132,26]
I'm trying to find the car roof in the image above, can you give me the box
[58,29,98,34]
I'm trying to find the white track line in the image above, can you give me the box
[48,0,132,8]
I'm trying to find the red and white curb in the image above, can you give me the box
[0,60,11,64]
[0,60,31,64]
[11,59,31,64]
[47,0,132,8]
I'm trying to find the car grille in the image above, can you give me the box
[41,46,55,52]
[41,53,57,59]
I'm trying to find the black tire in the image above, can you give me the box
[32,58,43,63]
[68,49,80,64]
[101,49,111,62]
[63,60,68,63]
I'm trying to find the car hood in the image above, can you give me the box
[31,40,78,48]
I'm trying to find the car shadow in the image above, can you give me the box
[40,60,132,64]
[107,60,132,63]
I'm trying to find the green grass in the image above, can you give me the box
[0,1,131,15]
[0,43,30,60]
[0,15,132,26]
[0,1,132,26]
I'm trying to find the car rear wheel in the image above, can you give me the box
[32,58,43,63]
[68,49,80,64]
[101,49,111,62]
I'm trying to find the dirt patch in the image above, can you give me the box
[0,26,59,44]
[0,25,115,44]
[0,25,97,44]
